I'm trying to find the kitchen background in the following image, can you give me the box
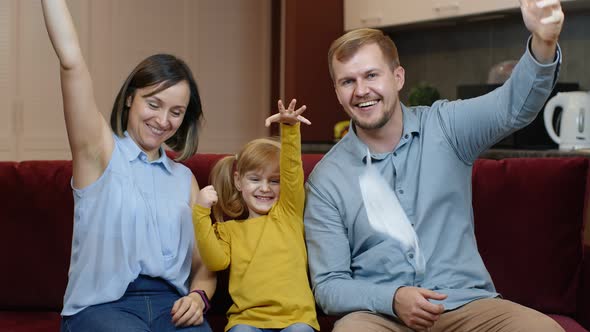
[0,0,273,161]
[392,10,590,103]
[282,0,590,148]
[1,0,588,159]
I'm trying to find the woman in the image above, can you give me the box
[41,1,215,331]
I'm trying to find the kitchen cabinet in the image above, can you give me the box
[344,0,574,30]
[345,0,433,30]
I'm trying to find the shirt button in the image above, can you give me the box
[404,134,409,139]
[398,189,404,194]
[393,152,397,157]
[408,253,414,259]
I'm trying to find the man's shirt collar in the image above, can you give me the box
[345,103,420,164]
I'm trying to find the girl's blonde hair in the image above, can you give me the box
[211,137,281,222]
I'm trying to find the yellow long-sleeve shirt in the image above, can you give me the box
[193,123,319,331]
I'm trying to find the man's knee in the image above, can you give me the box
[333,312,408,332]
[509,310,564,332]
[333,312,367,332]
[492,300,565,332]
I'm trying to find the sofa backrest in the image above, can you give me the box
[0,154,325,312]
[472,157,589,316]
[0,155,587,316]
[0,160,73,311]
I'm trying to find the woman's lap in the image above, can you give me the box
[61,275,211,332]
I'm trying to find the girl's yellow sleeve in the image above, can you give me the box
[192,204,231,271]
[277,122,304,217]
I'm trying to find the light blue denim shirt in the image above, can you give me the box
[304,40,561,317]
[62,132,195,316]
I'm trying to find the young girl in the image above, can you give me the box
[193,99,319,332]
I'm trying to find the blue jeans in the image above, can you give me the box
[60,275,212,332]
[228,323,314,332]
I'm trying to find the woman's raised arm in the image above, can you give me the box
[41,0,113,188]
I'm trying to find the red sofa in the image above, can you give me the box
[0,155,589,332]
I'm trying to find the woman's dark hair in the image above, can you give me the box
[110,54,203,161]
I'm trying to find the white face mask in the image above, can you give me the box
[359,148,425,273]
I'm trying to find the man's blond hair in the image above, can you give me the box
[328,28,400,82]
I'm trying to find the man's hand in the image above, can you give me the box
[171,292,206,327]
[196,185,218,208]
[520,0,564,62]
[393,286,447,331]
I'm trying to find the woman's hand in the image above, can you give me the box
[265,99,311,127]
[171,292,206,327]
[196,185,218,208]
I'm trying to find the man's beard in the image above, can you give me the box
[352,108,393,130]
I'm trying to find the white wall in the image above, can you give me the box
[0,0,271,160]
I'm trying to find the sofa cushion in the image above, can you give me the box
[0,311,61,332]
[579,244,590,330]
[0,161,73,310]
[548,314,589,332]
[472,158,588,317]
[301,154,324,182]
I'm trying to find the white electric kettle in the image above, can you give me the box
[544,91,590,150]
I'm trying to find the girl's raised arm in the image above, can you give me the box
[42,0,113,188]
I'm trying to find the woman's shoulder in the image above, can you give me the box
[166,157,194,179]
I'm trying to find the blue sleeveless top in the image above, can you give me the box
[62,132,195,316]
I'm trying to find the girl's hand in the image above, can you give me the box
[196,185,218,208]
[171,293,206,327]
[265,99,311,127]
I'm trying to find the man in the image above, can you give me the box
[304,0,565,331]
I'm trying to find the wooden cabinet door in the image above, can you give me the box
[345,0,435,30]
[344,0,526,31]
[448,0,518,18]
